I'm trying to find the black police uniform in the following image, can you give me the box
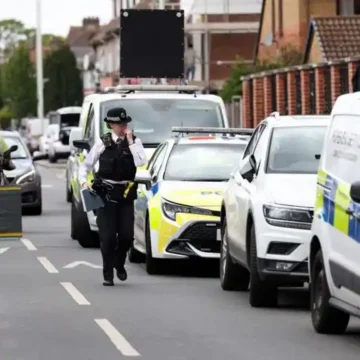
[95,108,138,286]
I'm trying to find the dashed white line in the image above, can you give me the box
[21,238,37,251]
[37,257,59,273]
[95,319,140,357]
[60,282,91,305]
[41,184,53,188]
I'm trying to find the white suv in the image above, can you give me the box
[219,113,330,307]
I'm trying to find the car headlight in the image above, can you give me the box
[161,199,213,221]
[263,205,313,230]
[16,170,36,184]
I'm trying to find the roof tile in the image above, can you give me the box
[313,16,360,61]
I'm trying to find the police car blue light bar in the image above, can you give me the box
[171,126,254,135]
[115,84,200,92]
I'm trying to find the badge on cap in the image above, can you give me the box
[121,112,125,119]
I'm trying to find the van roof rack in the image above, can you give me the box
[171,126,254,136]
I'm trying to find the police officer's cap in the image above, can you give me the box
[104,107,132,123]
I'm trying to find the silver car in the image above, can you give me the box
[1,131,44,215]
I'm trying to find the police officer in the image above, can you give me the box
[79,108,147,286]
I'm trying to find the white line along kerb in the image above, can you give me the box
[60,282,90,305]
[95,319,140,357]
[37,257,59,273]
[21,238,37,251]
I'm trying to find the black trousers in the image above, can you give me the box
[96,199,134,280]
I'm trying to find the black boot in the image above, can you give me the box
[116,267,127,281]
[103,279,114,286]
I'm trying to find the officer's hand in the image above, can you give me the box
[82,182,90,189]
[124,128,133,144]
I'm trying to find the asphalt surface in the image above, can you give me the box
[1,162,360,359]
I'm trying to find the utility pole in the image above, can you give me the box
[36,0,45,133]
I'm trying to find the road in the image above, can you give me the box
[1,163,360,359]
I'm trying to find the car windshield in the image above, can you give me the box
[101,99,225,145]
[60,113,80,128]
[164,143,246,181]
[3,136,29,159]
[266,126,327,174]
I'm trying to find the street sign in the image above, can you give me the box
[63,261,102,269]
[0,247,9,254]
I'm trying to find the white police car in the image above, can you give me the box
[220,112,330,307]
[310,92,360,334]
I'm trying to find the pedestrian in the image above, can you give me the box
[0,135,15,170]
[184,43,198,80]
[79,107,147,286]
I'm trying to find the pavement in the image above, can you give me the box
[1,164,360,359]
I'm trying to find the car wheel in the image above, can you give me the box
[249,224,277,308]
[145,214,161,275]
[27,200,42,216]
[72,197,99,248]
[310,249,349,334]
[220,218,250,291]
[128,240,145,263]
[49,152,57,163]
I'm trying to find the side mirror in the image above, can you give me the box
[135,169,152,190]
[73,140,90,151]
[9,145,18,152]
[350,181,360,203]
[32,151,47,161]
[69,127,83,151]
[239,156,255,182]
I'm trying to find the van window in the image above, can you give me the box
[324,114,360,184]
[100,99,225,145]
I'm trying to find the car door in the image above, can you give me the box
[229,124,268,264]
[135,143,168,248]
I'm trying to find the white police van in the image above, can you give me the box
[310,92,360,334]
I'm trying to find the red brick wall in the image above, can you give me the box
[241,57,360,127]
[210,33,257,80]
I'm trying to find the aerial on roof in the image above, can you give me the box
[304,16,360,63]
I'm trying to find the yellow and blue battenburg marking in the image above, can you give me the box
[316,169,360,243]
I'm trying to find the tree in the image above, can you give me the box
[0,19,27,57]
[1,45,36,118]
[219,44,303,103]
[43,44,83,112]
[0,105,15,129]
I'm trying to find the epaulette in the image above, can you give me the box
[101,132,113,148]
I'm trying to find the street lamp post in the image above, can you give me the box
[36,0,45,134]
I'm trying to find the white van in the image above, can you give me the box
[310,92,360,334]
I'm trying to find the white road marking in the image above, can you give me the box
[95,319,140,357]
[0,247,10,254]
[41,184,53,188]
[37,257,59,273]
[60,282,90,305]
[63,261,102,269]
[21,238,37,251]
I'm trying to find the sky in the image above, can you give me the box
[0,0,261,37]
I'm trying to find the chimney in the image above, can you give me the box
[82,17,100,31]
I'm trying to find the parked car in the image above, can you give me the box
[1,131,45,215]
[310,93,360,334]
[47,107,81,163]
[130,127,252,274]
[69,84,231,248]
[219,113,330,308]
[39,124,59,156]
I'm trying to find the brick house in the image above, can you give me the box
[66,17,101,70]
[239,0,360,128]
[186,0,261,88]
[256,0,360,61]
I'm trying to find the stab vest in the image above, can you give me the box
[96,132,137,182]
